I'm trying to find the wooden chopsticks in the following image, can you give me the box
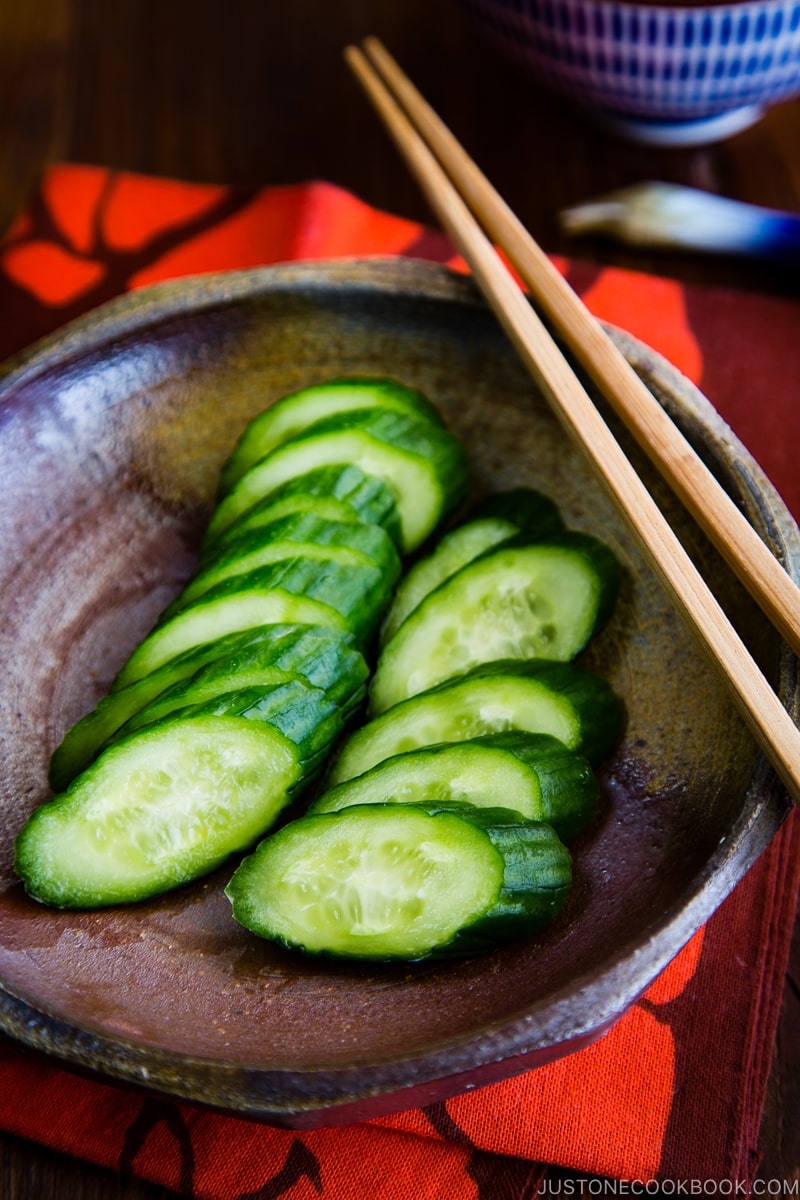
[345,37,800,806]
[356,37,800,660]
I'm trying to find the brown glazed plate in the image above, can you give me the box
[0,258,796,1127]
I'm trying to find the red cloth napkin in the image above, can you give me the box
[1,164,798,1197]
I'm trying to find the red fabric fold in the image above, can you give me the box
[1,164,798,1198]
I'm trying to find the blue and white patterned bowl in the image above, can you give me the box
[458,0,800,144]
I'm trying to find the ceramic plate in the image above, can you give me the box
[0,258,795,1126]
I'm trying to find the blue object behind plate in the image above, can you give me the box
[460,0,800,144]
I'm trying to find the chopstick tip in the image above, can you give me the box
[343,43,369,77]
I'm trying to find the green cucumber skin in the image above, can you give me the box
[379,516,518,647]
[473,661,625,765]
[224,804,502,960]
[203,465,402,556]
[48,624,364,793]
[131,680,349,769]
[225,802,571,961]
[457,661,625,765]
[467,732,598,841]
[156,556,393,636]
[27,677,353,909]
[110,630,368,745]
[310,732,597,842]
[218,377,444,497]
[436,811,572,957]
[174,514,400,615]
[19,715,304,909]
[34,386,478,913]
[370,532,621,715]
[201,512,401,577]
[166,546,367,621]
[206,409,470,551]
[310,742,544,818]
[112,557,391,689]
[329,660,625,784]
[112,589,347,691]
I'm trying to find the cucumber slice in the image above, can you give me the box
[380,517,518,646]
[113,642,366,746]
[471,731,598,841]
[441,809,572,956]
[203,510,402,576]
[370,533,620,714]
[379,489,564,644]
[49,624,365,793]
[120,680,348,769]
[328,660,624,783]
[177,513,400,614]
[225,804,571,960]
[113,556,390,689]
[206,410,469,552]
[202,465,402,556]
[112,587,344,691]
[309,732,597,841]
[17,716,303,908]
[218,377,444,496]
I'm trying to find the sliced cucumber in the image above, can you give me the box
[112,589,343,692]
[328,660,624,783]
[17,716,303,908]
[309,732,597,841]
[202,509,400,572]
[225,803,571,960]
[445,809,572,956]
[218,378,444,496]
[379,489,565,645]
[370,533,620,714]
[471,731,598,840]
[172,514,400,615]
[165,622,368,710]
[206,409,469,552]
[113,556,391,689]
[49,624,365,793]
[380,517,518,646]
[112,641,365,746]
[202,465,402,556]
[118,680,348,770]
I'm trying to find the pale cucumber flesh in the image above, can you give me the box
[113,592,346,689]
[379,516,519,645]
[172,541,370,614]
[49,624,365,792]
[17,717,301,908]
[328,677,581,785]
[310,742,543,818]
[219,378,442,494]
[370,546,603,714]
[226,806,504,959]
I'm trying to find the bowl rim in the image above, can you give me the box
[0,256,795,1124]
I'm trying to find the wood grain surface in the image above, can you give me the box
[0,1,797,1196]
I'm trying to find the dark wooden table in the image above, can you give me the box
[0,1,798,1196]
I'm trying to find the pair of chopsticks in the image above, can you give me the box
[346,37,800,807]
